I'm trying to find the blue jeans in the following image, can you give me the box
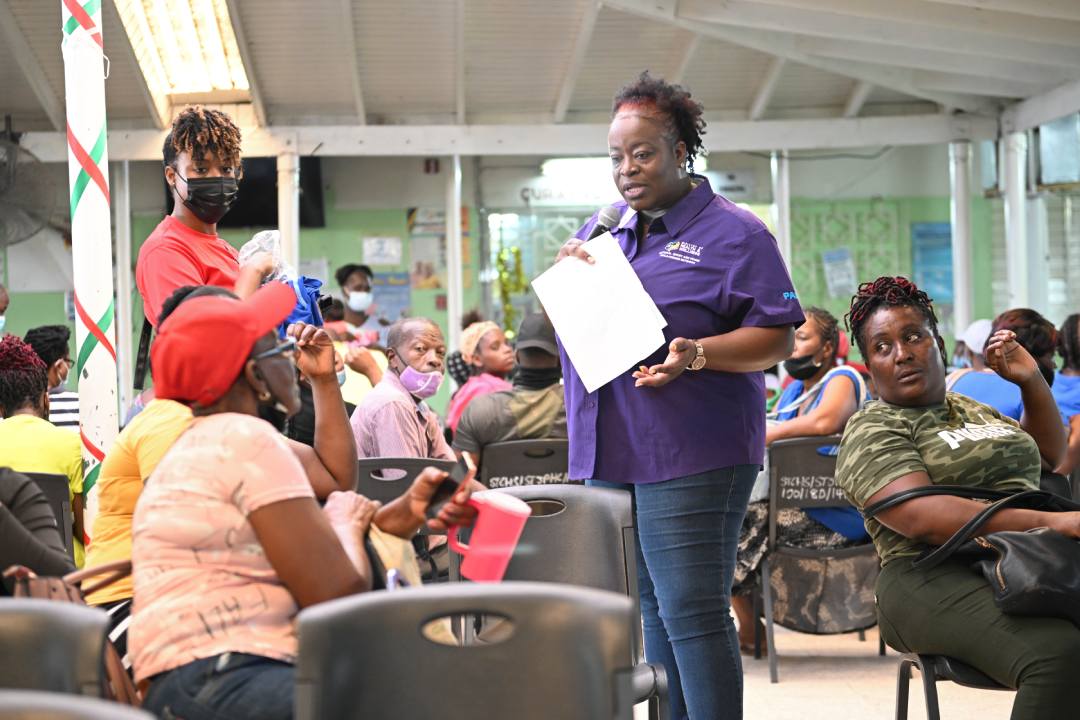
[143,652,294,720]
[591,465,758,720]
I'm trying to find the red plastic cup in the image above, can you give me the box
[447,491,532,582]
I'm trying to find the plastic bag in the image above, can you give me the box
[239,230,296,281]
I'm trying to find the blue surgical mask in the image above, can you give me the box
[337,368,348,386]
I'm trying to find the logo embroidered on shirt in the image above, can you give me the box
[660,240,702,265]
[783,291,798,301]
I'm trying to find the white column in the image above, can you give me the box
[113,160,133,415]
[445,154,464,351]
[949,141,973,333]
[1003,131,1029,308]
[277,150,300,269]
[770,150,792,262]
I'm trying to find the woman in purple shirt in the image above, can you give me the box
[555,73,803,720]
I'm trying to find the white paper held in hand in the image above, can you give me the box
[531,233,667,393]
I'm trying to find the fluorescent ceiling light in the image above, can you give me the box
[541,157,611,180]
[114,0,250,99]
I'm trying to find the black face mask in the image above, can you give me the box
[174,173,238,225]
[783,353,823,381]
[514,365,563,391]
[257,400,289,434]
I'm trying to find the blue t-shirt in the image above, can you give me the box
[950,371,1023,420]
[774,366,868,541]
[1052,373,1080,426]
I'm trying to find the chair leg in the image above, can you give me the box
[752,585,763,661]
[761,557,779,683]
[651,663,669,720]
[916,656,941,720]
[879,635,887,656]
[895,656,914,720]
[858,628,867,642]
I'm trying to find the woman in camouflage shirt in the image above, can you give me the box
[836,277,1078,720]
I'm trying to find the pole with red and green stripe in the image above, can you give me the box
[61,0,119,544]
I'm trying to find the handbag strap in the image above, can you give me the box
[863,485,1076,571]
[64,559,132,597]
[133,317,153,391]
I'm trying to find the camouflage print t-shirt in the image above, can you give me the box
[836,392,1040,565]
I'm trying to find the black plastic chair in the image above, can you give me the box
[895,653,1011,720]
[0,690,154,720]
[479,438,573,488]
[757,435,884,682]
[354,457,456,505]
[486,484,669,720]
[0,690,154,719]
[295,581,636,720]
[25,472,74,558]
[0,599,109,696]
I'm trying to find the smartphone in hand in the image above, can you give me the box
[424,456,470,520]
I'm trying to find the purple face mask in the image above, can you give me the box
[399,364,443,399]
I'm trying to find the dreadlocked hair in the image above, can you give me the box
[993,309,1057,362]
[804,307,840,362]
[845,276,939,358]
[1059,313,1080,371]
[23,325,71,367]
[612,71,706,174]
[163,106,243,178]
[0,335,48,416]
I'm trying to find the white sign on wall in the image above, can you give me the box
[363,236,403,266]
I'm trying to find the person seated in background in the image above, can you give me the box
[452,313,567,478]
[731,307,868,651]
[0,466,75,591]
[129,283,477,720]
[24,325,79,432]
[1053,313,1080,475]
[351,317,455,461]
[835,276,1075,719]
[446,321,514,434]
[948,309,1058,421]
[0,336,84,567]
[86,284,358,665]
[951,318,992,371]
[446,309,485,390]
[333,263,380,346]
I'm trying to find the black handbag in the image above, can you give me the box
[864,485,1080,626]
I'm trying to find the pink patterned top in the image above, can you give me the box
[129,413,314,682]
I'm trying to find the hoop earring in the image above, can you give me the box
[258,390,272,403]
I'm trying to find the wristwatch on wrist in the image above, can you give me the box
[688,340,706,371]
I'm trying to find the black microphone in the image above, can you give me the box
[586,205,622,241]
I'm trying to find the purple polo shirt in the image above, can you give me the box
[560,177,804,484]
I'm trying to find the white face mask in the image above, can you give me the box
[347,291,373,313]
[0,315,6,334]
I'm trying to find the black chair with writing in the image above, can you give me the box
[354,457,456,506]
[25,472,74,559]
[756,435,883,683]
[479,438,573,489]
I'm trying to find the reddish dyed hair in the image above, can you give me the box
[0,335,48,415]
[612,71,707,173]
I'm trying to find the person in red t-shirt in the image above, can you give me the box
[136,107,272,328]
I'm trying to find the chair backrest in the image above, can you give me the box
[355,457,456,505]
[295,582,635,720]
[0,690,155,719]
[767,435,848,547]
[24,472,74,558]
[479,439,573,488]
[0,599,108,696]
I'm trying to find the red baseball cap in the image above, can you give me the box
[151,282,296,407]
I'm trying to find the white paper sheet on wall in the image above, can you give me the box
[531,233,666,393]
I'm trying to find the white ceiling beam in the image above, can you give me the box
[223,0,267,127]
[554,0,601,123]
[796,36,1076,86]
[748,58,785,121]
[20,114,998,162]
[675,0,1080,69]
[911,71,1045,99]
[1001,79,1080,133]
[670,32,700,85]
[104,0,170,130]
[454,0,465,124]
[602,0,992,113]
[340,0,366,124]
[0,0,64,131]
[924,0,1080,23]
[744,0,1080,47]
[843,81,874,118]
